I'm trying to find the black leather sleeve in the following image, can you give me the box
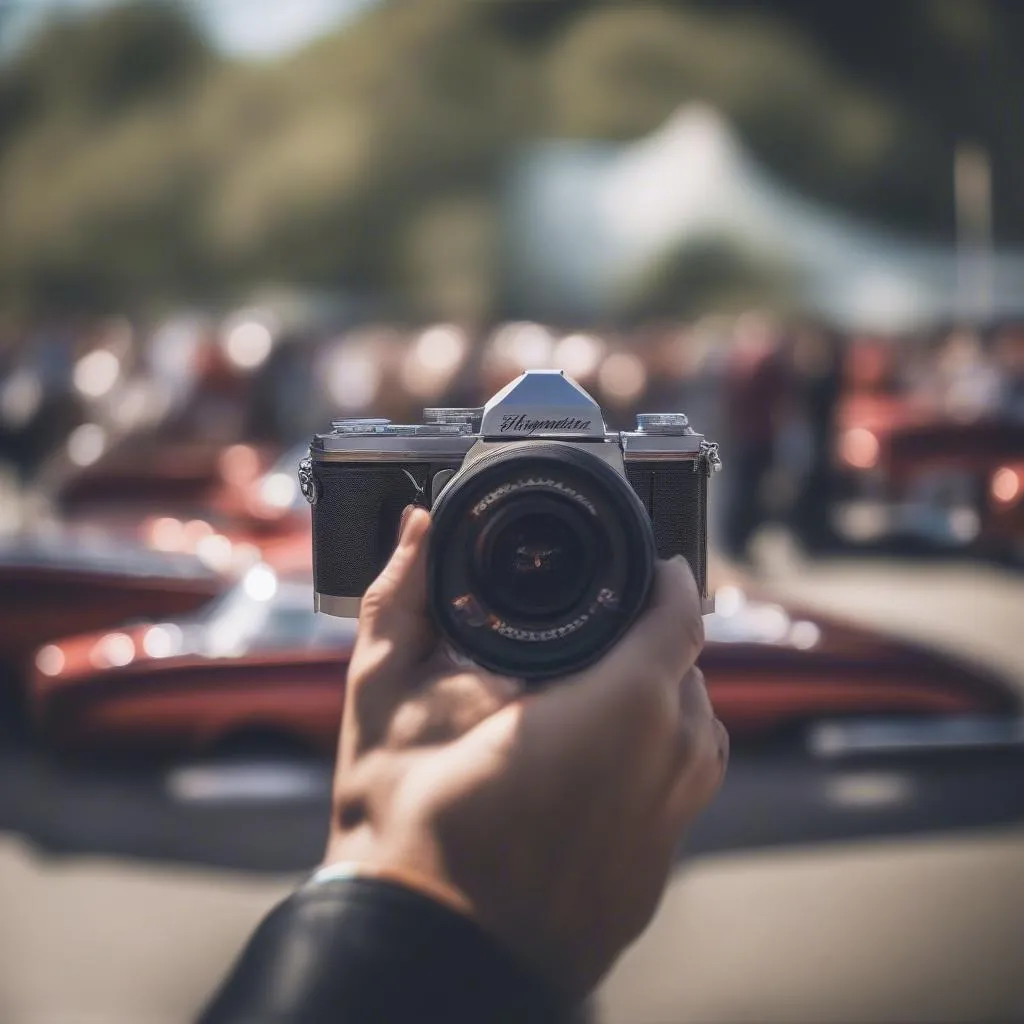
[196,876,575,1024]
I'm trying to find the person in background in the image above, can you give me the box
[990,320,1024,420]
[198,507,728,1024]
[787,321,843,554]
[721,314,795,562]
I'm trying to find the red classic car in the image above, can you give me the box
[47,441,313,578]
[135,441,313,576]
[28,569,1018,761]
[0,528,226,701]
[50,437,280,521]
[832,412,1024,555]
[830,333,1024,556]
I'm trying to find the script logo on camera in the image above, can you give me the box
[499,414,593,434]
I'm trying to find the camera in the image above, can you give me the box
[300,369,720,680]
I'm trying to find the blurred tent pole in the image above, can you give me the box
[954,142,993,324]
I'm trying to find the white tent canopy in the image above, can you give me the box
[504,104,1024,329]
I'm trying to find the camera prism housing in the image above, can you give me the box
[301,369,720,680]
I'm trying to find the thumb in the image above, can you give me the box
[353,506,436,677]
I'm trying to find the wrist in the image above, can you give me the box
[311,858,476,922]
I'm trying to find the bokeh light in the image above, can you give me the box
[598,352,647,403]
[67,423,107,466]
[0,369,43,427]
[243,563,278,601]
[90,632,136,669]
[260,472,298,509]
[142,624,183,659]
[401,324,467,398]
[35,644,65,677]
[221,313,275,371]
[73,350,121,399]
[553,333,605,379]
[182,520,215,549]
[196,533,235,572]
[219,444,261,485]
[148,517,184,551]
[493,322,555,370]
[991,467,1022,505]
[840,427,880,469]
[323,344,382,411]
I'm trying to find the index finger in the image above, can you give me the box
[503,556,705,763]
[589,555,705,700]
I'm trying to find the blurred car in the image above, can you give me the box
[47,440,311,577]
[29,573,1017,761]
[50,437,280,521]
[832,411,1024,556]
[30,565,354,760]
[0,528,226,697]
[138,441,313,576]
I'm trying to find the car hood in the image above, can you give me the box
[700,589,1018,737]
[31,590,1019,742]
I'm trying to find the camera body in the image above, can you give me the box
[301,370,720,678]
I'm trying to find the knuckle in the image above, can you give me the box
[358,582,389,623]
[688,604,706,654]
[693,720,728,791]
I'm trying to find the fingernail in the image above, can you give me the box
[399,504,415,538]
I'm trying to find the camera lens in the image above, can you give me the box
[428,442,656,681]
[474,496,597,621]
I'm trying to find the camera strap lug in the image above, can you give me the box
[697,441,722,476]
[298,456,319,505]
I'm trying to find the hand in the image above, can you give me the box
[324,507,728,997]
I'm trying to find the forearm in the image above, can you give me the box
[197,875,575,1024]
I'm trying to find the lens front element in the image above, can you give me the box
[428,442,656,680]
[475,496,597,622]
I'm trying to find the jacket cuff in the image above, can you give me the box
[198,875,574,1024]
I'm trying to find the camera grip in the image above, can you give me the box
[627,464,707,595]
[312,463,429,598]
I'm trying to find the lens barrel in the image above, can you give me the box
[428,442,656,680]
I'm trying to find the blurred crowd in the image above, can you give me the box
[2,305,1023,561]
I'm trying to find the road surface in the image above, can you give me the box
[2,552,1023,1024]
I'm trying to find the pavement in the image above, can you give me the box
[2,546,1024,1024]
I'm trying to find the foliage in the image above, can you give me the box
[1,0,1022,320]
[616,235,801,322]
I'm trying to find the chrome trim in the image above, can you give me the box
[331,418,391,432]
[312,444,473,462]
[807,715,1024,758]
[636,412,691,433]
[424,407,483,427]
[621,432,704,456]
[314,593,362,618]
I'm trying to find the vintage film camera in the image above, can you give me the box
[301,370,720,680]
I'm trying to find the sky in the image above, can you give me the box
[0,0,380,59]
